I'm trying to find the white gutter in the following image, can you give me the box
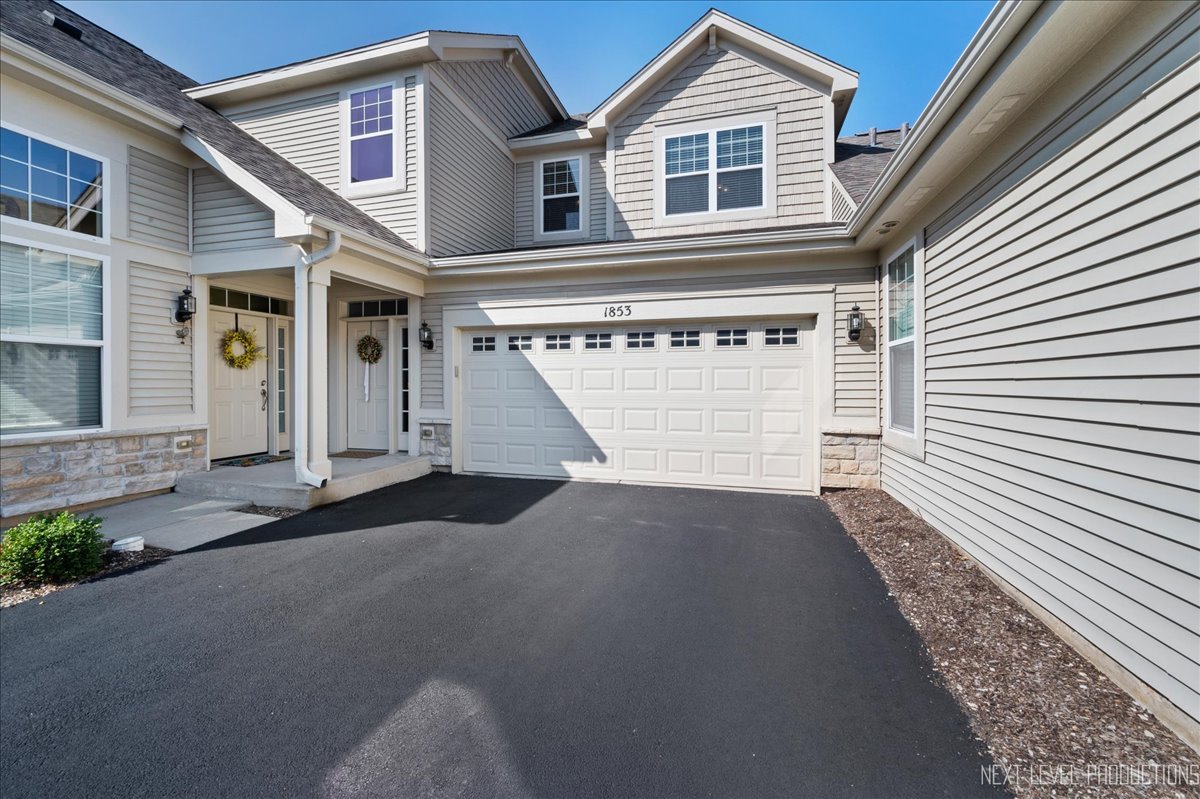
[293,232,342,488]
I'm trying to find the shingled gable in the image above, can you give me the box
[0,0,425,260]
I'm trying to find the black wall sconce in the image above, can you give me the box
[418,320,434,350]
[175,287,197,323]
[847,304,864,343]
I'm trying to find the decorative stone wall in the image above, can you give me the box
[417,422,452,469]
[0,426,207,519]
[821,430,880,489]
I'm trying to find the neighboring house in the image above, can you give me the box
[0,0,1196,747]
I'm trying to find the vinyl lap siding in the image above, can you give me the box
[428,84,514,257]
[191,167,278,252]
[883,53,1200,722]
[834,282,877,417]
[127,147,189,251]
[514,161,533,247]
[612,47,825,240]
[129,262,193,415]
[831,174,855,223]
[590,153,607,241]
[434,61,551,138]
[513,154,606,247]
[228,92,340,190]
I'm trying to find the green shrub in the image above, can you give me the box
[0,512,106,585]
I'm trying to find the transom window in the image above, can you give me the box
[211,287,290,316]
[346,298,407,318]
[348,85,393,184]
[887,247,916,434]
[1,127,103,237]
[663,123,764,216]
[508,335,532,351]
[715,328,748,347]
[541,158,581,234]
[0,241,104,434]
[584,332,612,350]
[626,331,656,350]
[545,333,572,351]
[471,335,495,352]
[764,327,799,346]
[669,330,701,348]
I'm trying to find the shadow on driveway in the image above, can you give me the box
[0,474,1008,798]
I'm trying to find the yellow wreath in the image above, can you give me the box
[220,328,263,370]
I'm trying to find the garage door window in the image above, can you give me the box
[670,330,700,348]
[764,326,799,346]
[508,335,532,351]
[626,331,656,350]
[584,332,612,350]
[471,335,495,352]
[715,328,748,347]
[545,333,572,351]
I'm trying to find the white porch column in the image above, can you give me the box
[307,268,333,480]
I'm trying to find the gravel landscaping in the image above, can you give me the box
[825,489,1199,799]
[238,505,302,519]
[0,545,172,609]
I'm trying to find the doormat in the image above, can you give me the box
[331,450,387,459]
[216,454,292,468]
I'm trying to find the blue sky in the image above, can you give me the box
[61,1,992,136]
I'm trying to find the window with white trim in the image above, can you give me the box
[764,326,799,346]
[1,127,103,237]
[715,328,748,347]
[507,335,532,351]
[584,332,611,350]
[348,85,393,184]
[541,158,581,233]
[545,333,572,351]
[626,331,656,350]
[669,330,700,348]
[664,123,764,216]
[0,241,104,434]
[886,246,916,434]
[471,335,495,352]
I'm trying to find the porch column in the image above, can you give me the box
[307,268,333,480]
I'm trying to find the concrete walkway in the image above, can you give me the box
[90,493,274,551]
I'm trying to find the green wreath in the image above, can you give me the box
[220,328,263,370]
[357,334,383,365]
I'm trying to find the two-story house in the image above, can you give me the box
[1,0,1197,747]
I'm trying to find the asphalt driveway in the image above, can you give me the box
[1,475,1005,798]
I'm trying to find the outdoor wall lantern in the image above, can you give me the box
[419,320,434,350]
[175,287,197,323]
[847,304,864,343]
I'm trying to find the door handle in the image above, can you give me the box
[260,380,268,411]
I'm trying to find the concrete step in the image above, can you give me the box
[175,454,432,509]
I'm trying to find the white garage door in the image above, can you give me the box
[459,321,816,492]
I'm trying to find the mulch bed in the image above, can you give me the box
[216,454,291,468]
[239,505,302,519]
[824,489,1199,798]
[330,450,386,459]
[1,545,173,609]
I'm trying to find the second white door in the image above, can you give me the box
[347,320,389,450]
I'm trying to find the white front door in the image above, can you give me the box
[347,320,389,450]
[209,310,269,460]
[459,321,816,492]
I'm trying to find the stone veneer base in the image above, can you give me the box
[821,431,881,489]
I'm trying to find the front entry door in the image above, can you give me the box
[210,310,269,460]
[347,320,389,450]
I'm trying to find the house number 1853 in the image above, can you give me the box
[603,304,633,318]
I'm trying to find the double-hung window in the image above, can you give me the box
[661,118,771,222]
[348,85,394,185]
[886,246,916,435]
[0,240,105,434]
[540,158,582,234]
[1,126,104,238]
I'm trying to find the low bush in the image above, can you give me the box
[0,512,106,585]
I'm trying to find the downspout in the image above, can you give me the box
[293,231,342,488]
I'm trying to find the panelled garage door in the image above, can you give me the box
[459,320,816,492]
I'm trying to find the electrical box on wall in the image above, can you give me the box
[173,436,193,451]
[421,427,435,439]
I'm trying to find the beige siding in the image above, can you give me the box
[427,84,514,256]
[834,282,877,416]
[191,167,278,252]
[882,42,1200,722]
[128,262,193,415]
[433,60,551,138]
[611,46,826,240]
[127,146,189,251]
[513,154,607,247]
[514,160,534,247]
[831,175,855,223]
[590,152,607,241]
[420,268,874,413]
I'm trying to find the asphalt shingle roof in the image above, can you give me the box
[1,1,421,255]
[511,114,589,140]
[830,129,904,204]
